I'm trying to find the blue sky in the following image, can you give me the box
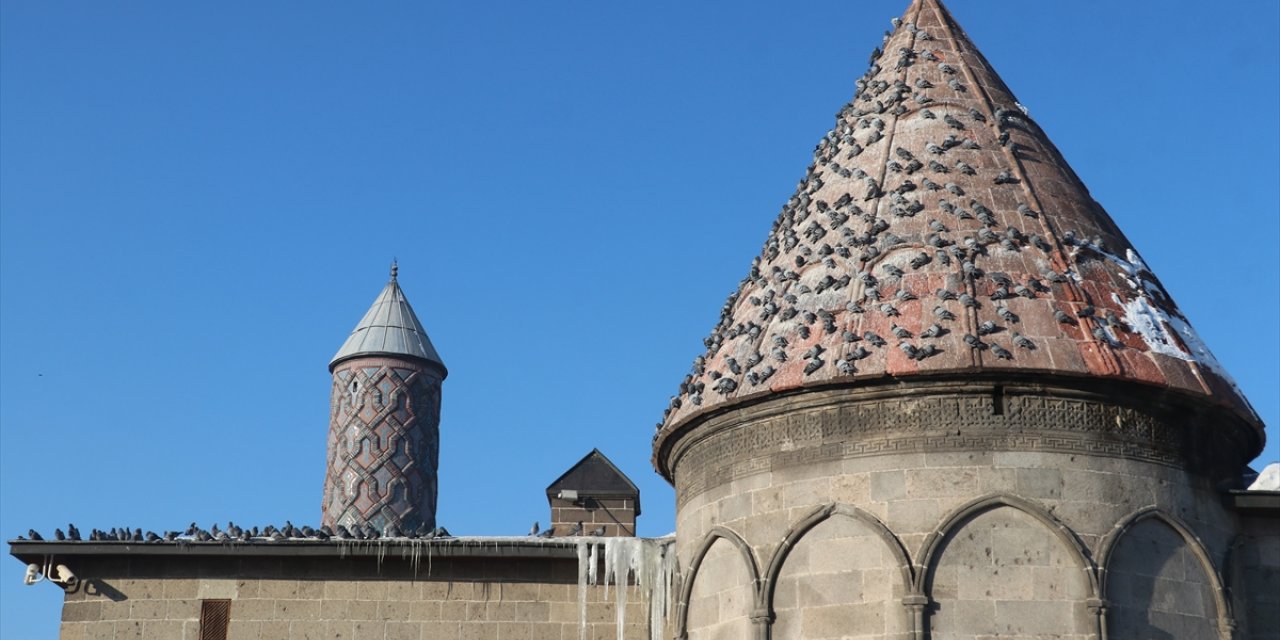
[2,1,1277,636]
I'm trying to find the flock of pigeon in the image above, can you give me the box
[16,522,454,544]
[528,521,606,538]
[657,9,1144,432]
[18,521,610,543]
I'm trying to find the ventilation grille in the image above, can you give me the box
[199,599,231,640]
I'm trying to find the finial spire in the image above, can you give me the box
[390,259,398,281]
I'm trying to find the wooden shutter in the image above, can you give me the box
[199,599,231,640]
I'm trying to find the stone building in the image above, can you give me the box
[10,0,1278,639]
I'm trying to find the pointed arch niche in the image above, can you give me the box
[680,527,760,640]
[1099,509,1231,640]
[765,504,913,640]
[921,497,1094,639]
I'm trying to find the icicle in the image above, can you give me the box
[576,540,590,640]
[613,539,632,640]
[588,542,598,587]
[574,536,678,640]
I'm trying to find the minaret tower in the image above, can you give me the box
[322,262,447,534]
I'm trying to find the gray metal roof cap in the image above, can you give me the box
[330,268,446,375]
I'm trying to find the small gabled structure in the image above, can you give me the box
[545,449,640,537]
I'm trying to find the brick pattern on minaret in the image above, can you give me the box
[322,355,442,533]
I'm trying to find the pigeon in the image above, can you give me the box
[431,527,453,539]
[898,342,919,359]
[588,526,607,537]
[537,526,556,538]
[28,529,43,541]
[567,522,584,537]
[384,523,401,539]
[335,525,354,540]
[991,344,1014,360]
[54,528,66,541]
[67,524,81,541]
[529,522,540,537]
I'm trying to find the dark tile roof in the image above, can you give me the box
[654,0,1261,456]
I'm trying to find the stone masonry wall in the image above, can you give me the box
[1230,514,1280,640]
[668,388,1244,639]
[56,553,658,640]
[549,497,637,538]
[670,445,1239,640]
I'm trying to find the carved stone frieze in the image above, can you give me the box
[665,378,1242,506]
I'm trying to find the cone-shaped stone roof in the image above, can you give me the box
[330,264,446,375]
[655,0,1260,451]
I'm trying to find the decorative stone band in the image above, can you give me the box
[657,375,1257,506]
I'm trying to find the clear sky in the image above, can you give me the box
[2,1,1277,637]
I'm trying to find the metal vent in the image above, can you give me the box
[199,599,231,640]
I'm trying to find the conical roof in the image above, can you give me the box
[330,264,446,375]
[655,0,1259,449]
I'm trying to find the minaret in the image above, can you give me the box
[322,262,447,534]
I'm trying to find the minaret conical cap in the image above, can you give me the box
[653,0,1260,459]
[330,263,446,375]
